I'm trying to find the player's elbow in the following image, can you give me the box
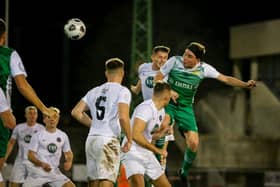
[71,109,80,120]
[1,112,16,129]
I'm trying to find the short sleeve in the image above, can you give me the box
[134,104,153,122]
[118,87,131,105]
[160,56,176,76]
[203,63,220,78]
[0,88,10,112]
[62,133,72,152]
[10,51,27,77]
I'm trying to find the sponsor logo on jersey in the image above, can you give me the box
[47,143,57,153]
[24,134,32,143]
[145,76,154,88]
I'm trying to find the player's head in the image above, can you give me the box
[183,42,206,68]
[43,107,60,128]
[153,81,171,107]
[151,45,170,69]
[25,106,38,125]
[0,18,6,45]
[105,57,125,80]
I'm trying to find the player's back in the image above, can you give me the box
[86,82,131,138]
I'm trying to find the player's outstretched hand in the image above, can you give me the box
[246,80,256,88]
[170,90,179,103]
[42,107,57,118]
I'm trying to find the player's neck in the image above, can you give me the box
[107,76,122,84]
[27,121,36,127]
[46,127,56,133]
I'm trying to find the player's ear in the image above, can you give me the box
[105,70,108,78]
[151,54,154,61]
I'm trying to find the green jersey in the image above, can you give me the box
[0,46,13,94]
[0,46,26,104]
[160,56,220,106]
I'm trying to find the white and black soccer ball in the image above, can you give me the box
[64,18,86,40]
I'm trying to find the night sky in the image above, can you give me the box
[1,0,280,122]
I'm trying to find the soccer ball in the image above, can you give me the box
[64,18,86,40]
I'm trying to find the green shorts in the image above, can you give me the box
[0,121,10,157]
[165,103,198,133]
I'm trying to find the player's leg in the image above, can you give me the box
[129,174,145,187]
[47,168,76,187]
[0,126,10,187]
[146,154,171,187]
[62,180,76,187]
[151,173,171,187]
[9,162,28,187]
[86,136,120,187]
[176,106,199,180]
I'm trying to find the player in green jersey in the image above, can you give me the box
[155,42,256,185]
[0,18,55,186]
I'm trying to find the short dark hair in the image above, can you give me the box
[153,45,170,54]
[105,57,124,70]
[153,81,171,96]
[187,42,206,60]
[0,19,6,36]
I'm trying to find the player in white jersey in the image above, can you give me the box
[121,82,172,187]
[0,88,16,186]
[71,58,132,187]
[23,107,75,187]
[5,106,44,187]
[131,46,174,173]
[131,45,170,100]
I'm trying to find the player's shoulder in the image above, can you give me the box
[16,122,26,126]
[200,61,215,69]
[0,46,14,54]
[36,123,45,129]
[138,99,153,109]
[120,85,132,95]
[15,122,27,129]
[139,62,152,70]
[86,85,100,95]
[55,128,68,136]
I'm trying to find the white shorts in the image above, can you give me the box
[121,150,164,181]
[22,164,70,187]
[0,172,3,182]
[9,161,28,183]
[86,135,120,182]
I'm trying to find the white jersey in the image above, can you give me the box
[123,99,165,153]
[0,88,9,112]
[11,122,45,162]
[82,82,131,138]
[138,62,157,100]
[4,51,27,107]
[28,129,71,169]
[10,51,27,78]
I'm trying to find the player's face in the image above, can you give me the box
[44,112,59,129]
[152,51,169,69]
[183,49,199,68]
[162,90,171,106]
[25,109,38,125]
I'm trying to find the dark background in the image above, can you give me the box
[1,0,280,123]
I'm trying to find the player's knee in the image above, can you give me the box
[187,138,199,151]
